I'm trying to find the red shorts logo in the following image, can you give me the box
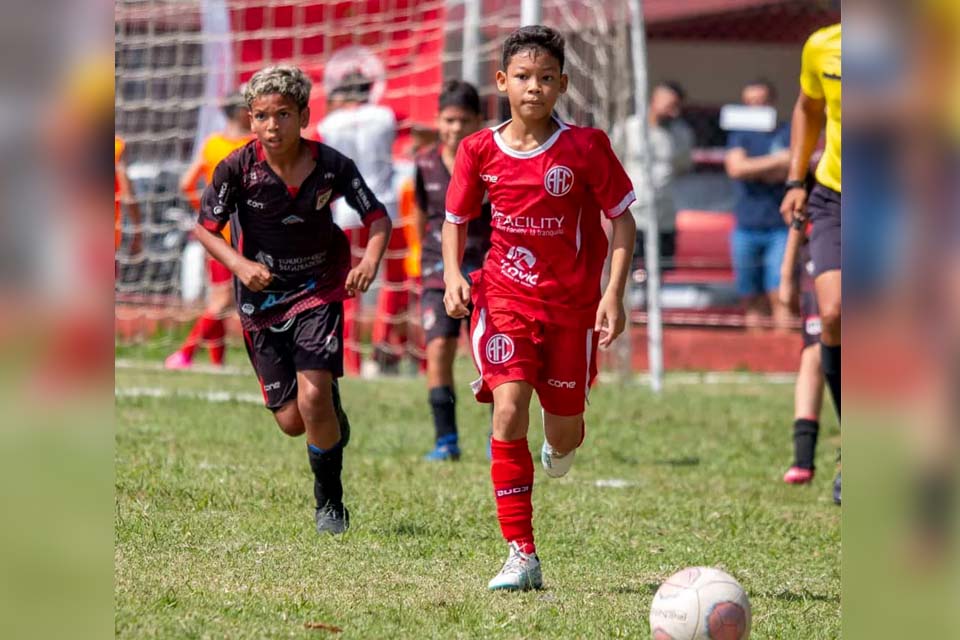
[485,333,515,364]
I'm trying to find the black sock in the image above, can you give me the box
[429,385,457,441]
[820,342,841,419]
[792,418,819,470]
[307,442,343,509]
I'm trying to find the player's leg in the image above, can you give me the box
[422,289,463,460]
[537,324,599,478]
[165,257,231,369]
[488,380,541,591]
[292,303,350,534]
[424,337,460,459]
[784,344,824,484]
[808,184,842,419]
[815,269,841,416]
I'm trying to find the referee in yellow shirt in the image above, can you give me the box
[781,23,841,413]
[780,23,841,504]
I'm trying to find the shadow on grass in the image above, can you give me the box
[765,589,840,603]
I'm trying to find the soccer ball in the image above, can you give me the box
[649,567,751,640]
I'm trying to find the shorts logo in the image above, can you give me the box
[495,484,530,498]
[263,381,281,392]
[422,307,436,332]
[241,303,255,315]
[351,178,361,189]
[544,165,574,197]
[805,316,822,336]
[485,333,515,364]
[282,215,305,225]
[324,334,340,354]
[246,199,265,209]
[548,379,576,389]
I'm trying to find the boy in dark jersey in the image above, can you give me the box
[443,26,636,590]
[415,80,492,461]
[193,65,392,534]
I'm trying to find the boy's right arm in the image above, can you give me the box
[196,157,273,292]
[441,221,470,318]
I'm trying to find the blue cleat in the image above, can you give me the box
[424,434,461,461]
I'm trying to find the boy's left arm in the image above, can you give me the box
[586,129,638,348]
[596,213,636,348]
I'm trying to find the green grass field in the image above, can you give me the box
[115,354,840,639]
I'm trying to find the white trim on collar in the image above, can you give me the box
[490,116,569,159]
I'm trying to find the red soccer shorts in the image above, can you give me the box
[469,299,599,417]
[207,256,232,285]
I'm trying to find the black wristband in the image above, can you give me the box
[785,179,807,191]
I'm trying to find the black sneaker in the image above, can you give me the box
[833,472,841,505]
[331,380,350,449]
[315,502,350,534]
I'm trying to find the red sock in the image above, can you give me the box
[490,437,535,555]
[200,314,226,365]
[179,317,205,359]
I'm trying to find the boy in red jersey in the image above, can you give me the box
[194,65,392,534]
[442,26,637,590]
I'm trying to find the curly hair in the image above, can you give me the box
[243,65,312,111]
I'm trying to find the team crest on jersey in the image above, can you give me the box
[316,189,332,210]
[544,165,574,197]
[485,334,515,364]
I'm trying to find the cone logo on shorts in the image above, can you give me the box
[486,333,515,364]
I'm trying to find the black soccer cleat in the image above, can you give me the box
[315,502,350,534]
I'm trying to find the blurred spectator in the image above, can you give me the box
[724,79,791,331]
[618,81,694,271]
[318,70,407,375]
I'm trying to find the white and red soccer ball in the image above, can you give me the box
[649,567,751,640]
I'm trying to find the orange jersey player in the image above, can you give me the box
[165,94,253,369]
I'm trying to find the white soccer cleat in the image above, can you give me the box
[541,441,576,478]
[487,542,543,591]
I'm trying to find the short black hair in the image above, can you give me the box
[438,80,482,116]
[220,91,246,119]
[744,77,777,100]
[655,80,686,102]
[332,70,373,103]
[500,25,565,73]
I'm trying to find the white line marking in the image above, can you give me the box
[116,386,264,404]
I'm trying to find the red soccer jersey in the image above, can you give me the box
[445,117,635,328]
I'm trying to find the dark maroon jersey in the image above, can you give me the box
[199,138,387,330]
[414,145,491,290]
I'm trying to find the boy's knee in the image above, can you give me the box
[493,402,526,440]
[298,382,335,422]
[274,402,305,437]
[820,303,841,337]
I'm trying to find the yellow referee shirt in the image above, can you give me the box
[800,24,842,193]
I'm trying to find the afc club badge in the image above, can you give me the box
[544,165,573,197]
[485,334,515,364]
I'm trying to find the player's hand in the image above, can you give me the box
[443,273,471,319]
[345,258,378,296]
[236,258,273,292]
[595,293,626,349]
[780,187,808,226]
[779,272,799,314]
